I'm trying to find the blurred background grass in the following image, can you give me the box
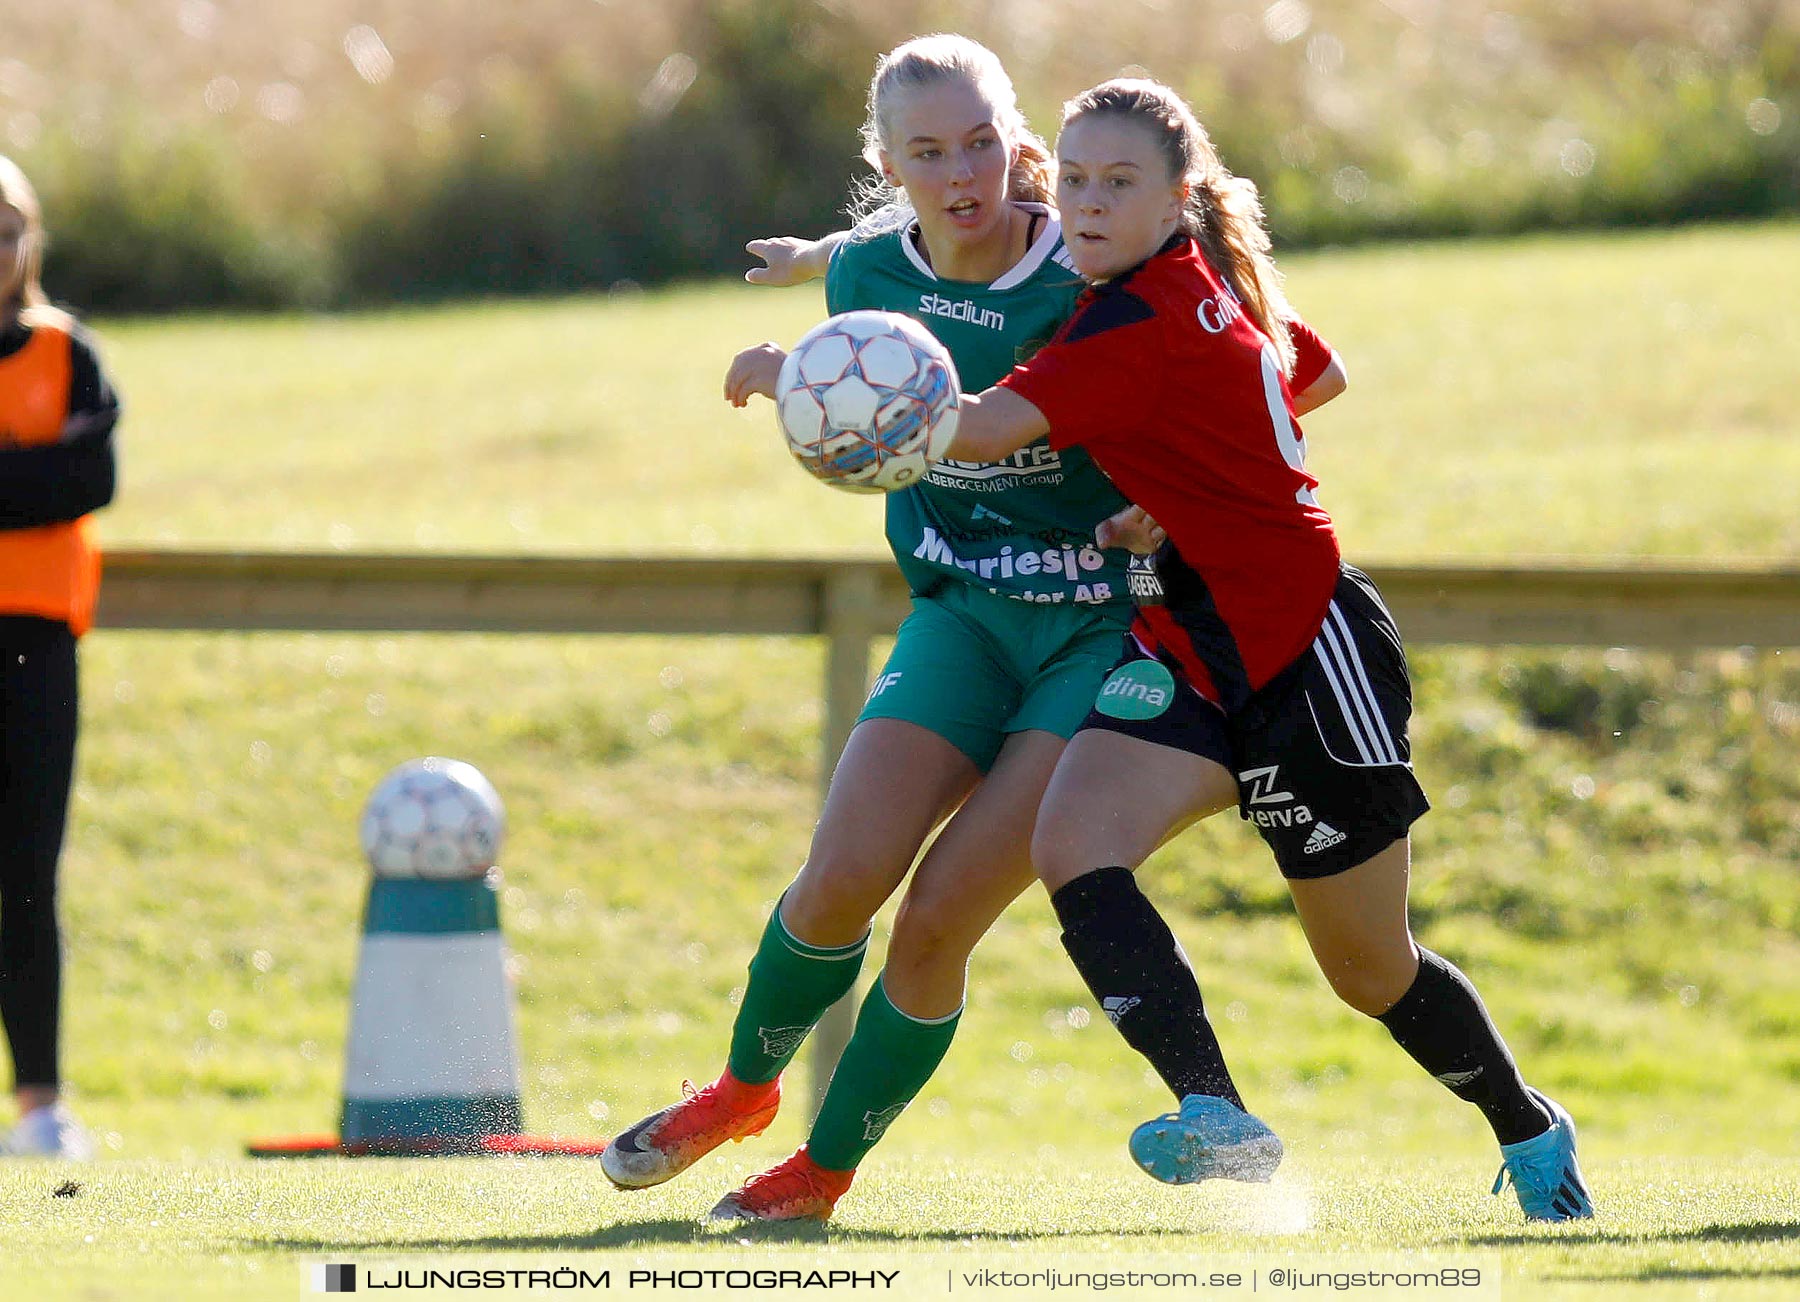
[90,224,1800,560]
[4,0,1797,310]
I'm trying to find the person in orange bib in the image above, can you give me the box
[0,155,119,1160]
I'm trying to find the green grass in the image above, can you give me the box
[8,224,1800,1296]
[2,1155,1797,1300]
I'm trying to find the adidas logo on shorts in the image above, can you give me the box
[1302,822,1347,855]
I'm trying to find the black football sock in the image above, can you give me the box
[1051,867,1244,1109]
[1377,948,1550,1146]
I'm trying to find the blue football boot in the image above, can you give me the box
[1128,1094,1284,1184]
[1492,1090,1594,1221]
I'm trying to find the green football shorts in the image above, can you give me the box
[858,583,1132,772]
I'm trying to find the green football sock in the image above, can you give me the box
[806,974,960,1172]
[726,901,869,1085]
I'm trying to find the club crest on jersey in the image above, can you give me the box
[1096,660,1176,721]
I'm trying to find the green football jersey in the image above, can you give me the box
[825,205,1133,611]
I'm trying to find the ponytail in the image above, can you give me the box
[1008,132,1054,207]
[1189,171,1293,374]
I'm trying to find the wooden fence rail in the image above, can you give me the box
[93,550,1800,1113]
[94,550,1800,647]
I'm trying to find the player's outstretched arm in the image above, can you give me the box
[724,343,787,407]
[1292,353,1347,416]
[941,387,1049,465]
[744,232,849,287]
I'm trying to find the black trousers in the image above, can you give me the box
[0,614,78,1090]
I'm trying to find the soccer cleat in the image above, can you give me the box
[1492,1090,1594,1222]
[1,1103,96,1161]
[601,1073,780,1190]
[1128,1094,1283,1184]
[706,1147,854,1223]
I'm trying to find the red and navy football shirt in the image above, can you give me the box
[999,236,1341,710]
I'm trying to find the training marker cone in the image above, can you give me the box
[338,871,524,1150]
[248,759,606,1157]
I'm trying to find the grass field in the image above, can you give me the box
[4,1155,1798,1300]
[3,223,1798,1298]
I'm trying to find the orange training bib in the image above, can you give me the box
[0,323,102,635]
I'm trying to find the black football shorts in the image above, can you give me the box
[1075,566,1429,878]
[1230,566,1430,877]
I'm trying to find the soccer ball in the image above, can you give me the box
[774,310,960,493]
[359,757,505,880]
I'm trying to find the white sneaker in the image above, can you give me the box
[2,1103,96,1160]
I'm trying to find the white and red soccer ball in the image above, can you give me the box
[774,310,960,494]
[359,757,505,880]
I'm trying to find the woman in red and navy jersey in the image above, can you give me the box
[942,81,1592,1222]
[0,156,116,1160]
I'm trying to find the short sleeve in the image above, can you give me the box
[1287,317,1335,394]
[998,287,1163,452]
[825,216,904,316]
[823,240,853,316]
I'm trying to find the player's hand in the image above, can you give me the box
[724,343,787,407]
[1095,504,1166,554]
[745,237,821,287]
